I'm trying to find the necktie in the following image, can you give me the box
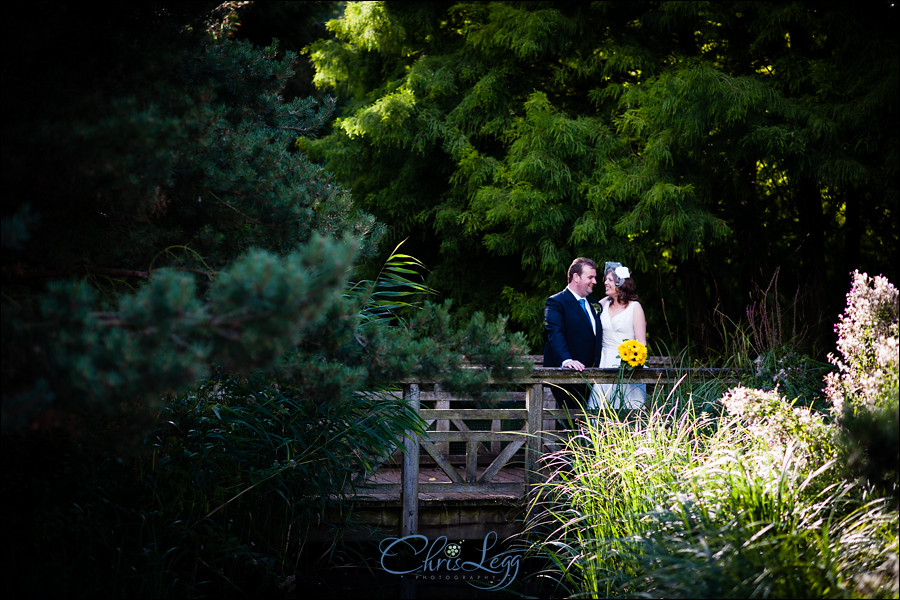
[579,299,594,330]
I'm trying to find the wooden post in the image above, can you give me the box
[401,383,420,537]
[466,440,478,483]
[525,383,543,486]
[435,383,450,457]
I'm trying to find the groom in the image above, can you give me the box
[543,257,603,408]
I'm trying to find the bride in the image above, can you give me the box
[589,262,648,410]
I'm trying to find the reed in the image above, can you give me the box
[523,385,897,598]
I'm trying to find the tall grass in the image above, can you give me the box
[523,392,897,598]
[523,401,720,598]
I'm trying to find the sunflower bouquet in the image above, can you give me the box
[617,339,648,368]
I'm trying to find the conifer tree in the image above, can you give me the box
[304,0,898,352]
[1,2,528,434]
[1,5,528,594]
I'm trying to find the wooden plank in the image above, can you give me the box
[491,416,501,455]
[543,436,565,454]
[525,354,674,368]
[542,387,557,431]
[419,408,528,420]
[435,391,449,456]
[351,465,530,499]
[419,441,464,483]
[355,483,402,494]
[403,365,744,385]
[543,408,592,421]
[538,369,668,385]
[401,384,420,537]
[466,440,478,483]
[355,481,529,496]
[417,391,472,401]
[419,481,526,494]
[419,391,527,401]
[423,431,524,442]
[350,447,402,486]
[525,383,543,486]
[450,418,470,433]
[478,439,524,484]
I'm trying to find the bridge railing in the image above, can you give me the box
[352,357,743,536]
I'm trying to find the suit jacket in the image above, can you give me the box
[543,288,603,368]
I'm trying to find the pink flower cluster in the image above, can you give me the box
[825,271,899,418]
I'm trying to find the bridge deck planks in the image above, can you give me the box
[353,465,528,502]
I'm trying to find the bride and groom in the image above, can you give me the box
[543,257,647,410]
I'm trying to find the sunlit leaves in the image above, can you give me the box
[458,2,577,60]
[304,0,899,353]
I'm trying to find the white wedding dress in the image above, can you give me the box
[588,299,647,410]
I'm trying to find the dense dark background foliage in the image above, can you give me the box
[294,0,898,357]
[1,2,529,596]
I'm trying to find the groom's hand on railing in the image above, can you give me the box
[561,359,586,371]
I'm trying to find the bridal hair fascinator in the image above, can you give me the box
[604,261,631,286]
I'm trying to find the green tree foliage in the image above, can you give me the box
[1,3,531,594]
[230,0,346,101]
[1,2,528,433]
[1,3,364,431]
[303,1,898,354]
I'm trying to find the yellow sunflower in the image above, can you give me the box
[617,339,648,368]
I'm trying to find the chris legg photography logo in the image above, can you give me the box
[378,531,521,591]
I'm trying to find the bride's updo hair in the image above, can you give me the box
[605,266,640,306]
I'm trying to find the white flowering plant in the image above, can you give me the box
[825,270,899,418]
[822,271,898,497]
[719,386,835,469]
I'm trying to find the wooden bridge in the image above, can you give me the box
[328,357,738,541]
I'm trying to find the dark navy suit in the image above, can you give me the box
[543,288,603,407]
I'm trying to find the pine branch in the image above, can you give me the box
[3,265,215,282]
